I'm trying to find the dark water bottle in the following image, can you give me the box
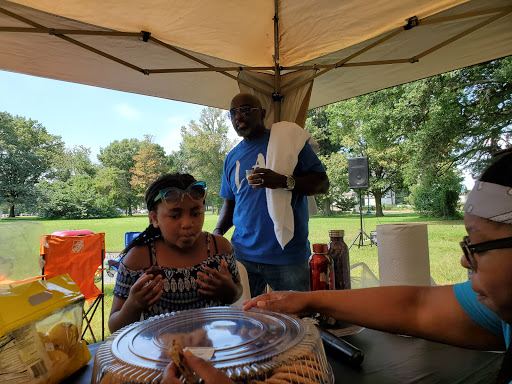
[309,243,335,291]
[328,230,351,290]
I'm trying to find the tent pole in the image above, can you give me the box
[273,0,282,123]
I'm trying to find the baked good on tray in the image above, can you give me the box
[169,341,199,384]
[146,264,165,277]
[92,307,334,384]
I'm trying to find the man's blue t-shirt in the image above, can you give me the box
[220,129,325,265]
[453,280,511,349]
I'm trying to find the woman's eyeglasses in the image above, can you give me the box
[460,236,512,270]
[228,106,260,119]
[154,181,207,207]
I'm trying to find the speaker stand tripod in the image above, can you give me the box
[349,189,374,249]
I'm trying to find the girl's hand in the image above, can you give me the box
[126,272,165,310]
[197,260,237,303]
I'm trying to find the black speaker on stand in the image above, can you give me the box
[347,157,374,249]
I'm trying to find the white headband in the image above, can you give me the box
[463,181,512,224]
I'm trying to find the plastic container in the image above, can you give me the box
[91,306,334,384]
[309,243,335,291]
[328,230,351,290]
[0,275,91,384]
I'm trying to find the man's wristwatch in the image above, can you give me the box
[285,175,295,191]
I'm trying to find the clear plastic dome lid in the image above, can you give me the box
[93,306,334,384]
[111,306,303,369]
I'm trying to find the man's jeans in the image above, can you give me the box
[238,259,309,297]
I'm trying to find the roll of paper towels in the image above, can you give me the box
[377,223,431,286]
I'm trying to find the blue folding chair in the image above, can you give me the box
[125,231,141,248]
[107,232,142,276]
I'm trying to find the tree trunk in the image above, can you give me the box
[373,190,384,217]
[128,203,133,216]
[9,204,15,217]
[322,197,331,216]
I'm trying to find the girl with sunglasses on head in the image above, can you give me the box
[109,173,242,333]
[243,150,512,383]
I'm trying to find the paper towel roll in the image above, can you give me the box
[377,223,431,286]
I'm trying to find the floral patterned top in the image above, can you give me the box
[113,232,238,319]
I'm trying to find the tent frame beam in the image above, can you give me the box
[282,6,512,95]
[1,4,511,104]
[148,35,272,95]
[273,0,282,122]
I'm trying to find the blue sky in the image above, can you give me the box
[0,69,232,163]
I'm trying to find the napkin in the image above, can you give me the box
[266,121,311,249]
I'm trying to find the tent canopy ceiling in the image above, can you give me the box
[1,0,511,114]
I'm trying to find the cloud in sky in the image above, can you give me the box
[159,115,188,154]
[115,103,141,119]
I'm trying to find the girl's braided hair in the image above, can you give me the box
[119,173,198,258]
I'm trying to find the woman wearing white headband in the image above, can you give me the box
[243,150,512,383]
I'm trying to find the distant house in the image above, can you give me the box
[346,190,396,211]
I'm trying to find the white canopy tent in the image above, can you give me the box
[1,0,511,127]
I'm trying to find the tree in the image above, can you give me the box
[326,87,411,216]
[130,135,168,198]
[37,175,118,219]
[306,107,341,156]
[402,57,512,185]
[167,150,186,174]
[315,57,511,218]
[51,145,97,182]
[306,107,342,215]
[318,152,356,213]
[409,169,463,219]
[398,57,511,217]
[98,138,141,215]
[0,112,64,216]
[176,108,235,212]
[453,56,512,174]
[93,166,126,206]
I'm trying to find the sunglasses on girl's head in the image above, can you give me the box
[460,236,512,270]
[154,181,207,207]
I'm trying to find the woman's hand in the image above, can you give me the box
[197,259,238,303]
[161,350,233,384]
[125,272,165,310]
[242,291,313,317]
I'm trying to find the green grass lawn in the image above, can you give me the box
[2,212,468,343]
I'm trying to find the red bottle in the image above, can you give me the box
[309,243,335,291]
[328,230,351,290]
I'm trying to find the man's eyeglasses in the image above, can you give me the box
[154,181,207,207]
[460,236,512,270]
[228,106,260,119]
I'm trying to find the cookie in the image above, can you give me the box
[169,341,199,384]
[146,265,165,277]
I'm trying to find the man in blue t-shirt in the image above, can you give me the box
[213,93,329,296]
